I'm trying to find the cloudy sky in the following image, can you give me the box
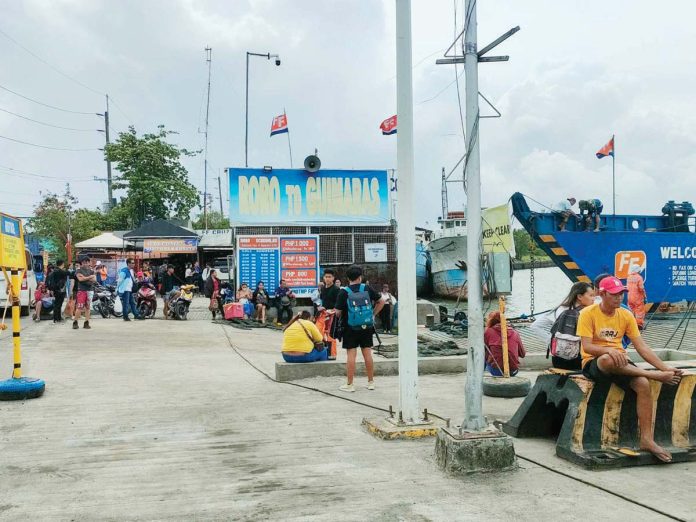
[1,0,695,228]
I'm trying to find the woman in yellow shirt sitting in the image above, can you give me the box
[282,311,327,363]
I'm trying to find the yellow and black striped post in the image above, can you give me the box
[10,269,22,379]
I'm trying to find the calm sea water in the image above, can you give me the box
[431,266,573,318]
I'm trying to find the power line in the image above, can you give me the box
[0,134,100,151]
[0,25,104,96]
[0,106,100,132]
[107,96,135,127]
[0,83,96,115]
[416,69,465,105]
[0,163,95,182]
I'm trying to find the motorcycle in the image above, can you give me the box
[136,283,158,319]
[92,284,123,318]
[167,284,196,320]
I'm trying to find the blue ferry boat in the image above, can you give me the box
[511,193,696,305]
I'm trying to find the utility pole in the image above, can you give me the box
[395,0,420,424]
[217,173,223,215]
[203,46,212,230]
[245,51,281,167]
[104,95,113,209]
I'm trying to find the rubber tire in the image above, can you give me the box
[177,303,188,320]
[97,303,109,319]
[111,299,123,318]
[138,302,150,318]
[482,376,531,398]
[0,377,45,401]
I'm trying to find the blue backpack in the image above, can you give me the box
[344,284,374,330]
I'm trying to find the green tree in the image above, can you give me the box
[105,125,199,225]
[27,189,105,260]
[512,228,546,260]
[191,211,229,230]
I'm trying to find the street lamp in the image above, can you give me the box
[245,51,281,168]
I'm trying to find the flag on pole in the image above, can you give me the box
[596,136,614,159]
[270,114,289,136]
[380,115,397,135]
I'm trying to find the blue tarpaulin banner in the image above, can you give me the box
[228,168,390,225]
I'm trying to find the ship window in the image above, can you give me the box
[631,219,640,230]
[446,222,454,229]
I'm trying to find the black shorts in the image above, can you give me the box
[582,358,636,391]
[342,328,374,349]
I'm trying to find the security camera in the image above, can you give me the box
[275,58,281,66]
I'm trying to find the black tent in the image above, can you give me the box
[123,219,198,240]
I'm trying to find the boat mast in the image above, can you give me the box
[441,167,448,219]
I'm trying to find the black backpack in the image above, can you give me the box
[46,271,60,292]
[547,307,582,367]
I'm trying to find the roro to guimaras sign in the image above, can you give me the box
[0,213,27,270]
[228,168,390,225]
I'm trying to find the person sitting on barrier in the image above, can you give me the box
[252,281,269,324]
[484,311,526,376]
[553,197,577,231]
[236,283,254,319]
[548,282,595,370]
[578,275,683,463]
[281,311,328,363]
[32,282,54,321]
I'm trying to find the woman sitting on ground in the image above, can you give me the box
[484,311,526,376]
[236,282,254,319]
[281,311,327,363]
[252,281,269,324]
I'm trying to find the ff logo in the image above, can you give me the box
[614,251,646,280]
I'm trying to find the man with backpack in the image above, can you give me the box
[334,265,386,392]
[46,259,69,324]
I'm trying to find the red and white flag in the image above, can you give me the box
[270,113,289,136]
[596,136,614,159]
[380,115,397,135]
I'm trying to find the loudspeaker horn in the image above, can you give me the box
[304,155,321,173]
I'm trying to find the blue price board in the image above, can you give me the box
[236,235,319,297]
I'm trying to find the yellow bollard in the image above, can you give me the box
[498,296,510,378]
[10,269,22,378]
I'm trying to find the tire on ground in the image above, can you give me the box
[482,376,531,398]
[0,377,45,401]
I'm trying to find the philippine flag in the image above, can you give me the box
[596,136,614,159]
[270,114,289,136]
[380,115,397,135]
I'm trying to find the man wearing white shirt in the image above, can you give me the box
[554,197,577,231]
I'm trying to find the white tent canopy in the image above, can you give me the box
[75,232,134,250]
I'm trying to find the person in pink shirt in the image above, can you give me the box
[484,311,526,376]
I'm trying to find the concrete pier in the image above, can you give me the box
[1,305,695,520]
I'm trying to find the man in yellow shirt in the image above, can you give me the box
[577,276,682,463]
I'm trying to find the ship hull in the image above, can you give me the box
[428,235,468,299]
[416,242,430,295]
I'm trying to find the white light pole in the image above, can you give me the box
[395,0,420,424]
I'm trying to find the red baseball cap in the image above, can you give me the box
[599,276,627,294]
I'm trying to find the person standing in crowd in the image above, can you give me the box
[74,256,96,329]
[193,261,202,290]
[578,276,682,463]
[204,268,223,319]
[274,279,295,325]
[236,282,254,319]
[627,264,647,329]
[160,264,178,318]
[117,258,143,322]
[184,263,193,284]
[47,259,69,324]
[201,263,212,294]
[378,283,397,333]
[316,269,341,359]
[335,265,386,392]
[281,311,327,363]
[95,262,107,285]
[252,281,269,324]
[484,311,526,376]
[142,261,152,280]
[554,197,577,231]
[335,279,342,289]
